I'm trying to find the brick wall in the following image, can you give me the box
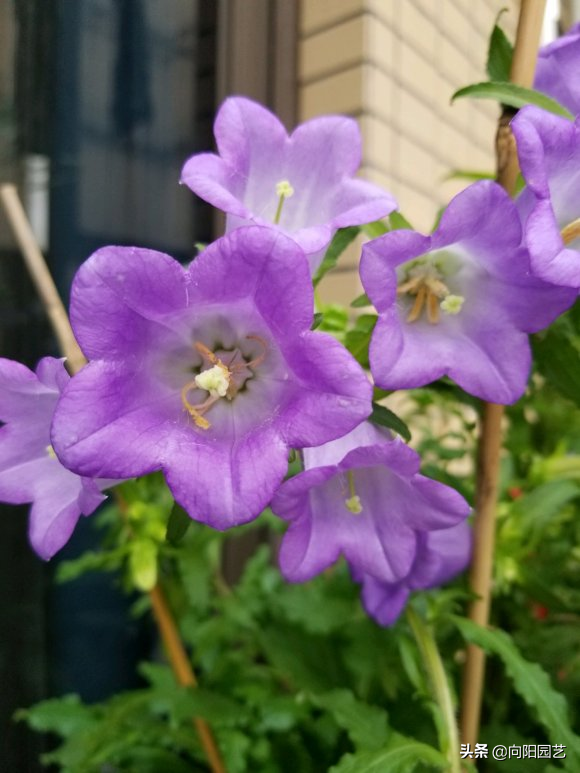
[299,0,519,302]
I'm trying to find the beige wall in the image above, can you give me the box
[299,0,519,303]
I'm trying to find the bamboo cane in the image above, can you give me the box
[460,0,547,751]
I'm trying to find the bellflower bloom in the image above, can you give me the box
[513,105,580,288]
[180,96,397,274]
[534,23,580,117]
[271,422,470,584]
[360,181,576,403]
[51,227,372,530]
[354,520,472,626]
[0,357,108,560]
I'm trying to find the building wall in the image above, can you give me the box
[299,0,519,302]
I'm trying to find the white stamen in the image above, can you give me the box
[345,494,363,514]
[440,294,465,315]
[275,180,294,198]
[195,365,230,398]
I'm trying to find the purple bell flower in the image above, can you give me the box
[353,521,472,626]
[51,227,372,530]
[271,421,470,585]
[180,96,397,274]
[534,23,580,117]
[0,357,108,559]
[360,180,575,403]
[513,105,580,288]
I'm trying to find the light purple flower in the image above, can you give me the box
[51,227,372,530]
[180,96,397,274]
[271,421,470,584]
[0,357,108,560]
[534,23,580,117]
[354,520,472,626]
[360,180,576,404]
[513,105,580,288]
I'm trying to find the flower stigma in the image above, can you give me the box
[344,470,363,514]
[440,294,465,315]
[397,258,463,324]
[181,336,268,430]
[274,179,294,225]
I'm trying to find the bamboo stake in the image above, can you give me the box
[460,0,546,751]
[0,184,87,374]
[0,184,226,773]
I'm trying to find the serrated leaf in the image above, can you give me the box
[486,14,513,81]
[454,618,580,768]
[452,82,573,119]
[311,689,389,751]
[166,502,192,544]
[15,694,95,737]
[533,331,580,407]
[313,227,360,286]
[330,732,446,772]
[351,293,372,308]
[370,402,411,442]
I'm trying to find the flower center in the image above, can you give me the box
[397,260,464,324]
[46,444,57,459]
[343,470,363,514]
[274,179,294,225]
[181,336,267,430]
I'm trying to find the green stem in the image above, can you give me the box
[407,606,461,773]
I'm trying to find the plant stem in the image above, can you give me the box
[150,584,226,773]
[460,0,546,751]
[0,184,227,773]
[407,606,461,773]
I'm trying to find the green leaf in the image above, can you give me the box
[389,211,414,230]
[313,227,360,286]
[166,502,191,544]
[351,293,371,308]
[486,12,513,81]
[330,732,446,772]
[454,618,580,768]
[533,329,580,407]
[344,314,377,368]
[15,694,95,737]
[452,82,573,119]
[361,220,390,238]
[312,312,324,329]
[370,402,411,442]
[444,169,495,183]
[311,689,389,751]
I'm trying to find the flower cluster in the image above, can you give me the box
[4,20,580,628]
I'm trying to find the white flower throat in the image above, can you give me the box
[397,257,464,324]
[181,337,267,430]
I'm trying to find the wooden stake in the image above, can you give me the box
[460,0,547,751]
[0,184,227,773]
[0,184,87,374]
